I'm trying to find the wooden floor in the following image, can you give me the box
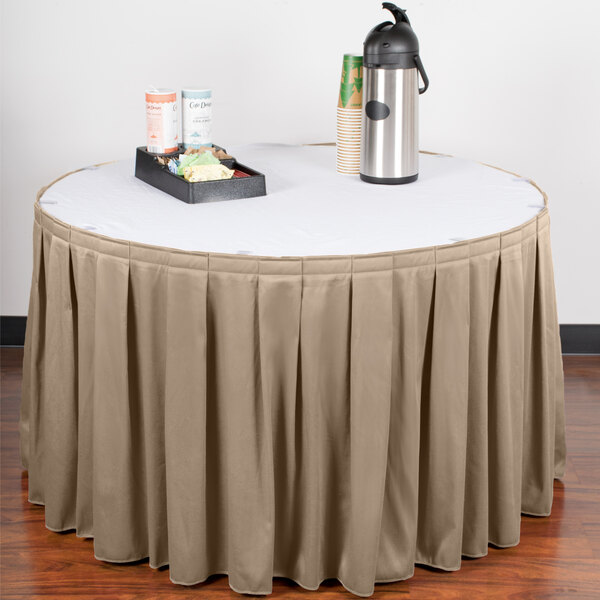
[1,347,599,599]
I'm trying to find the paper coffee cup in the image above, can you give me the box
[338,54,363,110]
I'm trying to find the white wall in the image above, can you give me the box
[2,0,599,322]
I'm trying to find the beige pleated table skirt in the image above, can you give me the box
[20,146,565,597]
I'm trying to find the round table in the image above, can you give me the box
[20,144,565,597]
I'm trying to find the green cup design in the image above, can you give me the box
[338,54,363,109]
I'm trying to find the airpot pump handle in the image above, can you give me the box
[414,55,429,94]
[382,2,411,25]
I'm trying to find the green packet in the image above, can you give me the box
[177,151,219,175]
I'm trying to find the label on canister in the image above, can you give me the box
[182,89,212,149]
[145,89,178,154]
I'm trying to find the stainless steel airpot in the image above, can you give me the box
[360,3,429,184]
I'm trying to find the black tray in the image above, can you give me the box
[135,146,266,204]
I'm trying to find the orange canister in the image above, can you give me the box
[145,89,178,154]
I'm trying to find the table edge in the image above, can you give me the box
[34,151,550,262]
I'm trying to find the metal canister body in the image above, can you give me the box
[360,66,419,183]
[360,3,428,185]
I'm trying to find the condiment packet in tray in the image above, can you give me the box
[184,146,233,160]
[156,148,237,182]
[183,164,234,182]
[177,152,219,175]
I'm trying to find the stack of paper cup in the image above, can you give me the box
[337,54,363,174]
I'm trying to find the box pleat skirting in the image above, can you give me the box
[20,174,566,597]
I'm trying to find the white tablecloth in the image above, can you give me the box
[41,144,545,257]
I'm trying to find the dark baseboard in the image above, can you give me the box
[1,316,27,346]
[1,316,598,354]
[559,324,600,355]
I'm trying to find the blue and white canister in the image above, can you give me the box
[182,89,212,149]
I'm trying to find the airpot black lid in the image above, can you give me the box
[364,3,420,68]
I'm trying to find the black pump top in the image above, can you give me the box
[364,3,420,68]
